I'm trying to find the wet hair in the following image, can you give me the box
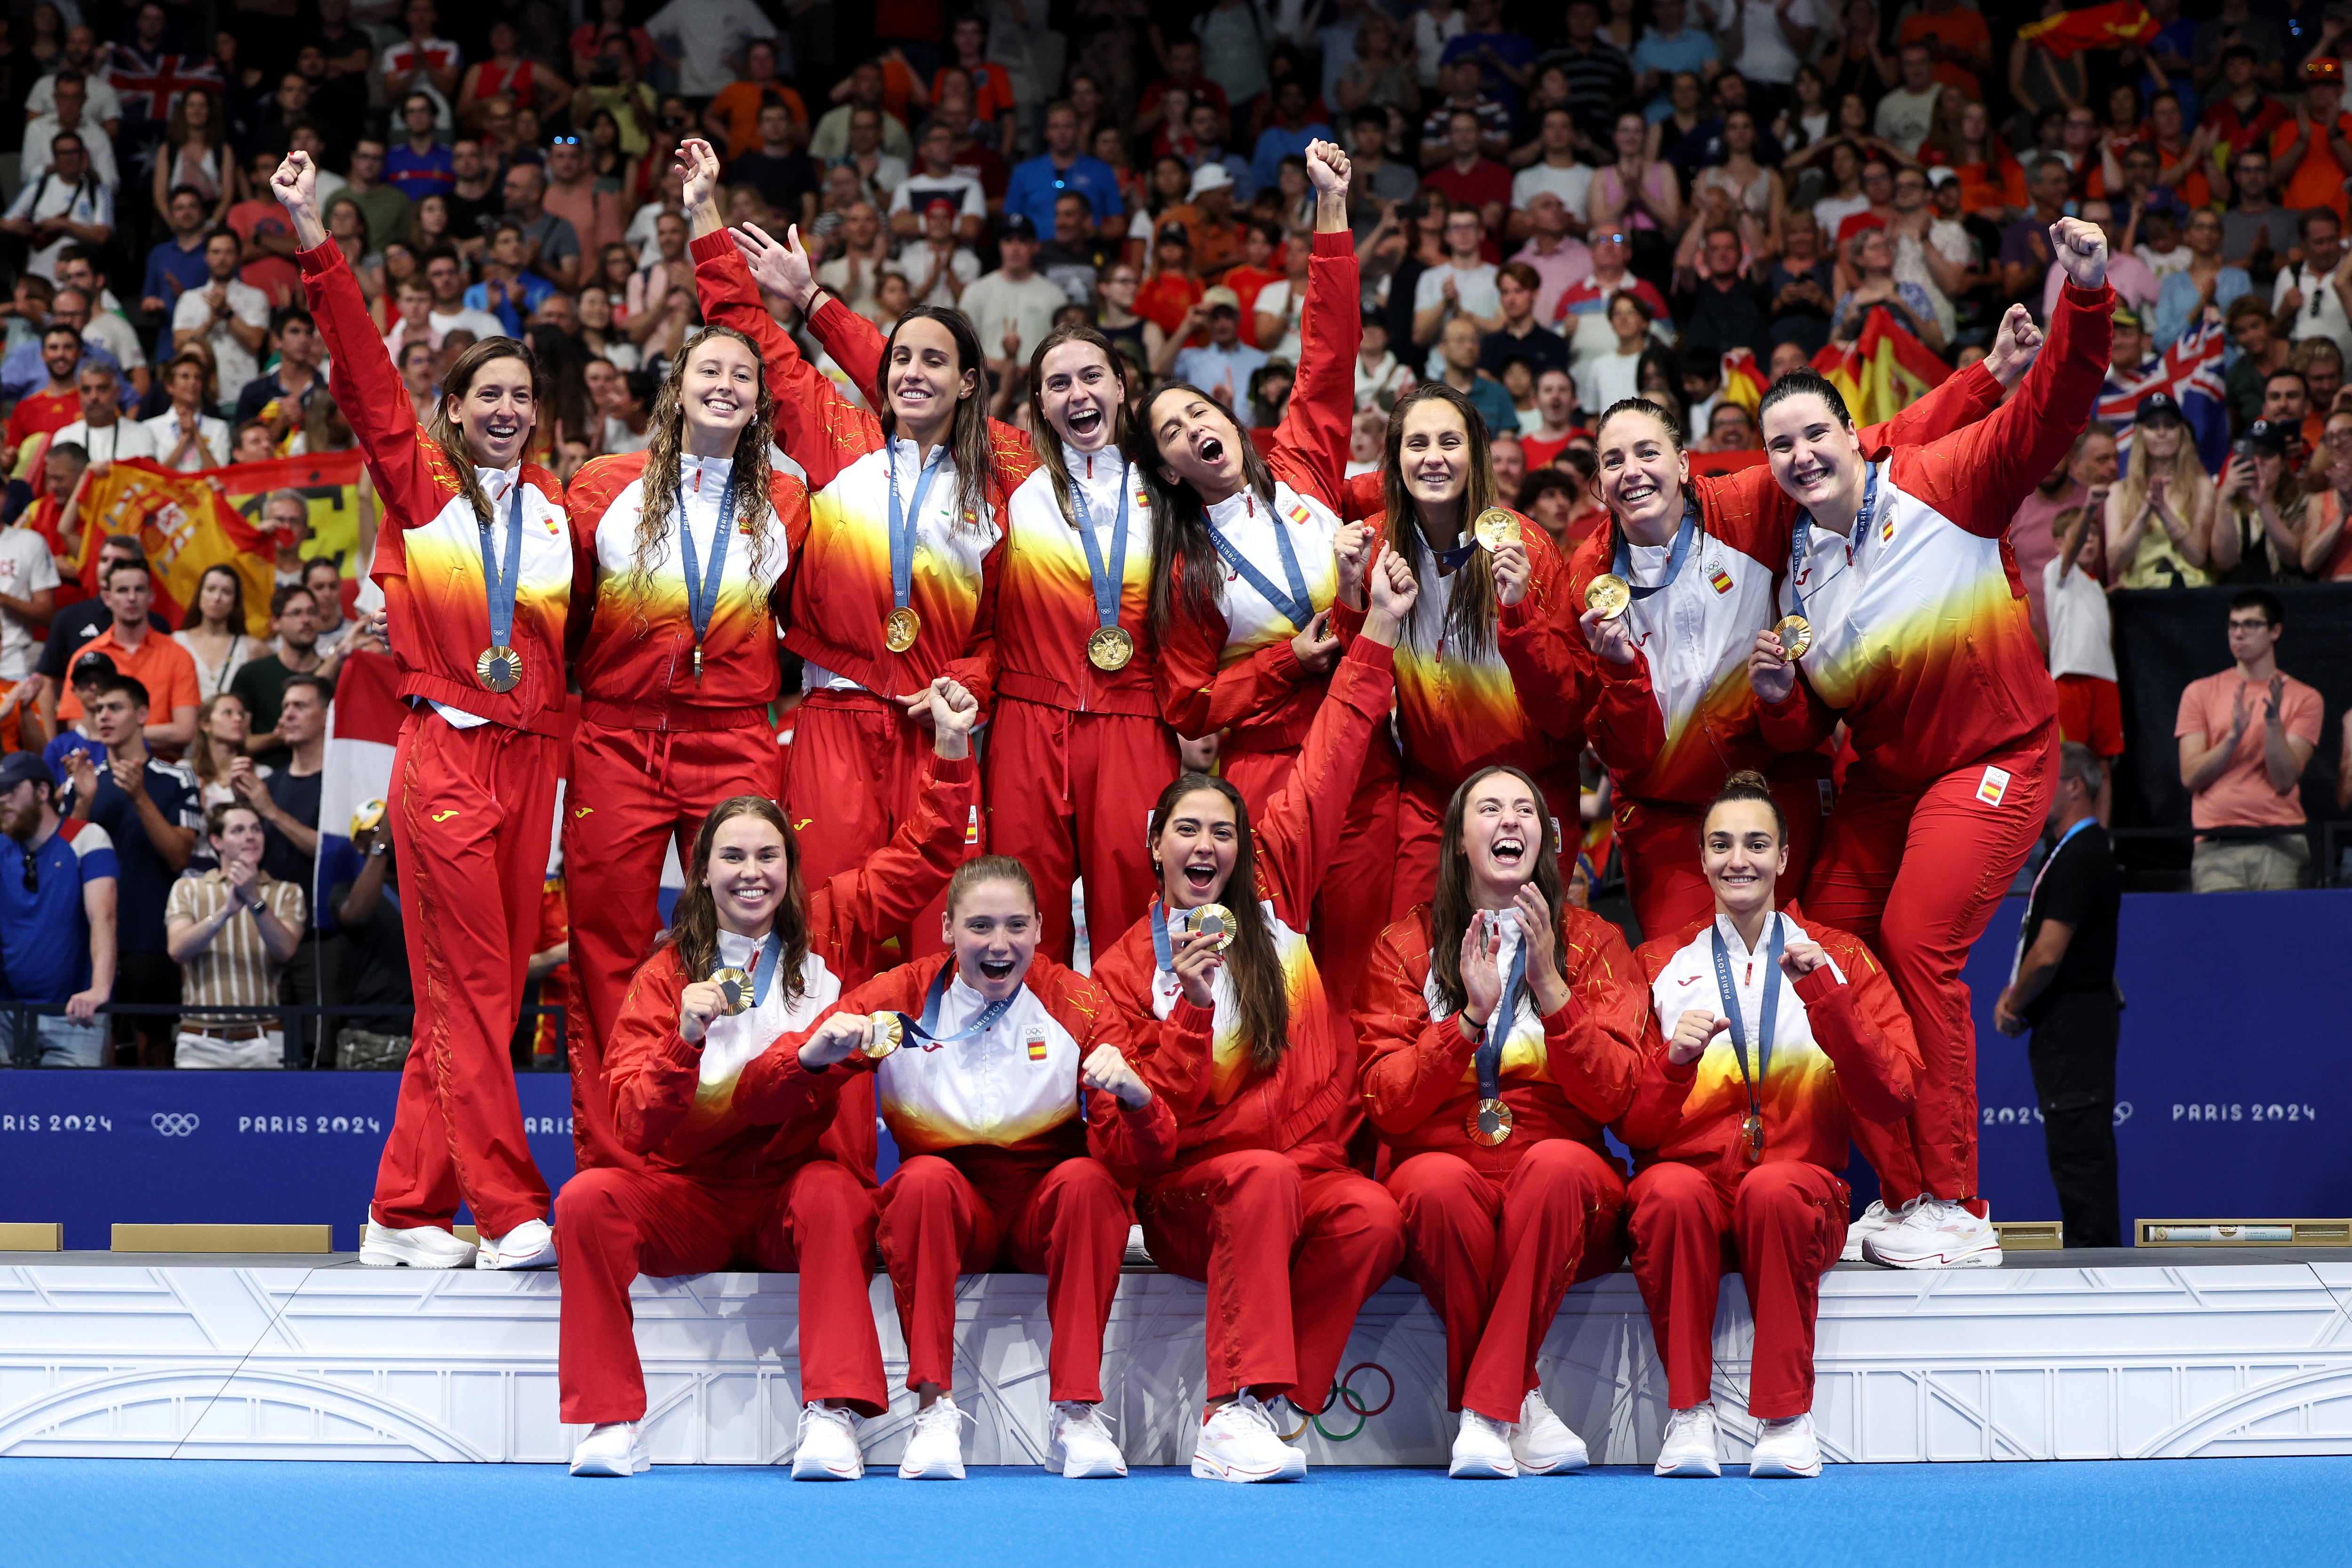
[1142,381,1280,641]
[873,305,996,536]
[946,853,1039,918]
[1381,381,1499,659]
[1429,765,1567,1016]
[1702,768,1787,848]
[624,324,781,628]
[662,796,812,1003]
[1146,772,1289,1069]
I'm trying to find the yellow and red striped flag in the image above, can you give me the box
[2017,1,2158,60]
[1809,314,1951,429]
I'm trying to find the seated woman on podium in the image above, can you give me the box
[556,678,982,1481]
[1616,771,1919,1480]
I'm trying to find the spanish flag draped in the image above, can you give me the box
[1810,314,1950,429]
[2016,1,2159,60]
[1719,347,1769,413]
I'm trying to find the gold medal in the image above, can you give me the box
[883,606,922,653]
[864,1012,905,1061]
[1584,573,1631,620]
[1741,1111,1764,1162]
[1087,626,1135,671]
[1773,614,1813,661]
[1467,1097,1515,1146]
[710,967,753,1016]
[1473,507,1521,552]
[1186,902,1236,952]
[350,798,387,836]
[475,645,521,692]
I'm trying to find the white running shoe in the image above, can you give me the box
[1048,1401,1127,1478]
[1122,1223,1153,1266]
[569,1420,648,1477]
[1654,1402,1721,1478]
[1190,1392,1307,1483]
[1748,1412,1823,1478]
[1841,1199,1901,1263]
[1512,1389,1589,1474]
[476,1218,558,1270]
[898,1396,969,1480]
[791,1402,864,1481]
[1447,1408,1519,1479]
[1863,1197,2002,1269]
[358,1219,475,1269]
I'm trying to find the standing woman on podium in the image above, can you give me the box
[1093,551,1418,1485]
[1747,218,2114,1271]
[272,151,570,1273]
[1140,141,1398,1009]
[687,137,1009,949]
[561,139,804,1173]
[1352,763,1651,1480]
[1564,305,2042,936]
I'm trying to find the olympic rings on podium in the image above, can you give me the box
[1275,1362,1396,1443]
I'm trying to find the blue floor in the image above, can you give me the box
[4,1457,2345,1568]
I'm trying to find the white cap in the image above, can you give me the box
[1187,161,1235,201]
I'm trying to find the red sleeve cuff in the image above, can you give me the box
[689,229,735,265]
[1168,999,1217,1035]
[297,243,343,277]
[2061,279,2117,310]
[1312,230,1353,258]
[1660,1052,1699,1083]
[928,752,978,787]
[1791,966,1845,1009]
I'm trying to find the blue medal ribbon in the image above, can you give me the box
[887,958,1018,1049]
[1473,917,1529,1106]
[1204,503,1314,631]
[1612,498,1699,600]
[1788,462,1878,622]
[676,464,740,679]
[481,477,525,650]
[1710,913,1785,1132]
[1069,458,1131,637]
[746,929,782,1008]
[888,442,949,615]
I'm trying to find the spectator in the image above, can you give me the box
[1221,222,1286,343]
[1414,206,1503,357]
[42,651,113,784]
[32,537,155,722]
[1998,156,2072,311]
[235,671,325,1062]
[1240,228,1307,359]
[384,94,455,203]
[1419,58,1512,167]
[2220,148,2298,281]
[1508,191,1594,327]
[170,231,269,414]
[2176,589,2320,891]
[1167,160,1246,279]
[1035,193,1116,311]
[1705,401,1759,450]
[2045,506,2123,819]
[2299,406,2352,578]
[0,486,58,688]
[2013,423,2119,641]
[57,672,198,1067]
[2271,207,2352,362]
[809,59,912,164]
[1353,310,1414,410]
[55,560,199,752]
[144,352,232,472]
[24,73,120,193]
[1490,430,1527,494]
[1162,286,1270,423]
[698,39,802,162]
[443,138,500,239]
[1249,79,1333,197]
[51,360,158,467]
[232,585,348,769]
[175,567,257,708]
[422,249,505,345]
[731,103,823,231]
[0,132,112,283]
[19,443,85,585]
[1832,227,1946,352]
[2209,423,2308,581]
[465,221,557,337]
[0,751,114,1068]
[1182,100,1257,204]
[1573,289,1655,415]
[233,307,327,435]
[1519,367,1580,465]
[960,215,1068,372]
[1875,43,1944,156]
[1557,227,1668,361]
[1433,314,1518,435]
[1632,0,1720,105]
[1344,108,1419,215]
[1478,262,1571,382]
[1511,108,1595,239]
[304,559,364,657]
[1677,223,1771,358]
[2106,393,2216,588]
[890,120,986,243]
[893,198,981,312]
[645,0,784,103]
[1540,0,1635,148]
[834,104,910,211]
[341,138,410,262]
[1590,110,1683,240]
[257,490,313,590]
[1993,742,2124,1251]
[164,802,305,1069]
[4,322,86,446]
[2196,40,2284,140]
[544,135,621,261]
[500,164,581,293]
[2042,199,2158,326]
[1440,0,1537,121]
[1424,108,1513,240]
[331,816,412,1070]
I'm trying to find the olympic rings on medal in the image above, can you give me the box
[1273,1361,1395,1443]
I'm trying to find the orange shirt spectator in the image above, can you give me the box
[707,77,807,161]
[1896,6,1987,100]
[934,61,1017,126]
[56,624,200,729]
[2302,486,2352,578]
[2270,104,2352,223]
[2175,592,2322,891]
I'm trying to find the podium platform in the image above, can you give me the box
[7,1250,2352,1468]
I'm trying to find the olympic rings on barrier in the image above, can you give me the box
[151,1114,200,1137]
[1275,1362,1396,1444]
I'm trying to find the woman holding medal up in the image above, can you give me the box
[1744,218,2112,1272]
[1618,771,1918,1480]
[559,677,981,1482]
[1140,141,1399,1010]
[561,138,804,1171]
[686,137,1008,949]
[788,856,1183,1482]
[1352,763,1652,1480]
[1565,304,2046,938]
[273,151,570,1273]
[1094,549,1420,1486]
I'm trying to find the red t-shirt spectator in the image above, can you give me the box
[226,196,301,308]
[1424,157,1513,230]
[2175,667,2323,829]
[1223,262,1281,346]
[1135,270,1203,339]
[936,61,1017,124]
[2203,94,2288,158]
[7,389,79,453]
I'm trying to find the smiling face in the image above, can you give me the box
[946,878,1039,1001]
[1702,797,1786,917]
[1596,405,1687,535]
[1155,786,1239,910]
[1762,390,1865,512]
[447,352,537,469]
[677,334,759,447]
[1458,772,1545,896]
[1038,339,1121,454]
[1397,396,1474,510]
[1149,385,1247,500]
[884,316,977,442]
[704,813,792,935]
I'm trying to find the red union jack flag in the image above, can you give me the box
[107,49,222,124]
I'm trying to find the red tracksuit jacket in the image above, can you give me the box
[301,243,571,731]
[1619,909,1919,1205]
[1354,902,1652,1179]
[1094,636,1399,1171]
[1756,281,2115,790]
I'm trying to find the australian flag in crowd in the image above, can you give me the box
[2097,313,2229,475]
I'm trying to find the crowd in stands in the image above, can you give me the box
[0,0,2348,1064]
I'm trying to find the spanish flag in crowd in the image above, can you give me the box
[1719,347,1769,413]
[72,450,367,632]
[2016,1,2160,60]
[1810,314,1950,429]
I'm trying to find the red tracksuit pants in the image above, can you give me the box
[564,715,781,1171]
[1615,754,1832,938]
[371,711,557,1236]
[1799,725,2054,1205]
[1627,1161,1847,1419]
[1393,769,1580,922]
[877,1152,1128,1402]
[985,699,1176,965]
[785,690,981,955]
[1387,1141,1628,1423]
[554,1158,886,1422]
[1224,735,1399,1017]
[1138,1151,1407,1409]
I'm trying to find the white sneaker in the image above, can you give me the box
[1190,1392,1307,1483]
[358,1218,474,1269]
[1748,1412,1823,1478]
[1447,1408,1518,1479]
[1654,1402,1721,1478]
[1841,1199,1901,1263]
[476,1218,558,1270]
[791,1402,864,1481]
[897,1395,968,1479]
[1511,1389,1589,1474]
[569,1420,648,1477]
[1122,1222,1153,1266]
[1863,1197,2002,1269]
[1048,1401,1127,1479]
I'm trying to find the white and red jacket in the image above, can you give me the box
[1093,637,1398,1171]
[301,243,572,732]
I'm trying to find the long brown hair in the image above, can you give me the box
[1147,772,1291,1069]
[1141,382,1281,641]
[661,796,811,1002]
[1381,381,1499,659]
[871,304,994,537]
[623,324,781,628]
[1592,395,1691,567]
[424,335,547,522]
[1026,323,1136,525]
[189,692,246,789]
[1429,765,1569,1017]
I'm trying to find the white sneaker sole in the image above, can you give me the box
[1056,1454,1128,1479]
[1864,1236,2003,1269]
[358,1225,474,1269]
[1512,1444,1589,1474]
[1190,1450,1307,1482]
[569,1446,649,1477]
[1447,1453,1519,1479]
[1749,1452,1823,1479]
[477,1241,559,1270]
[1654,1453,1722,1478]
[790,1454,863,1481]
[897,1459,965,1480]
